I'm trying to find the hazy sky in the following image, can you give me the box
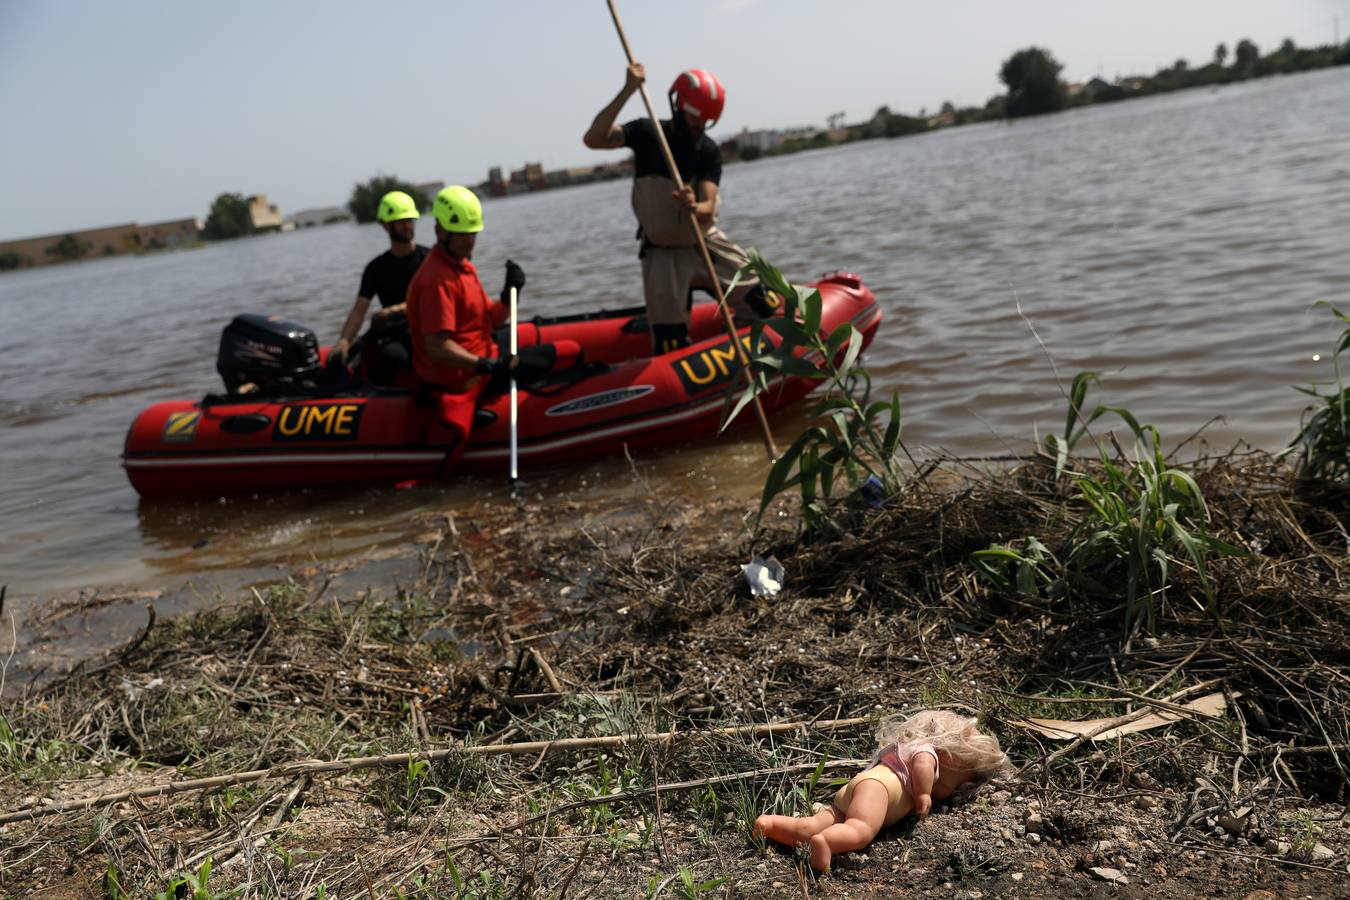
[2,0,1345,240]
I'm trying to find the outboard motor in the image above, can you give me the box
[216,313,321,393]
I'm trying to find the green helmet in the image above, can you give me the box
[376,190,420,223]
[432,185,484,234]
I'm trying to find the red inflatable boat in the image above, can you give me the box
[122,273,881,497]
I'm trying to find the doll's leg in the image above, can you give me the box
[807,778,888,872]
[753,806,839,846]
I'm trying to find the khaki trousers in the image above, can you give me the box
[641,227,760,326]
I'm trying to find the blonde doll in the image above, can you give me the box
[754,710,1010,872]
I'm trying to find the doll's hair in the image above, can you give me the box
[875,709,1011,780]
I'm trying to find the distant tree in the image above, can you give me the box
[1233,38,1260,77]
[1173,58,1189,72]
[46,234,90,260]
[999,47,1066,118]
[202,193,253,240]
[0,252,21,271]
[347,175,430,225]
[1214,42,1228,66]
[739,143,763,161]
[882,113,928,137]
[940,100,956,114]
[861,105,929,139]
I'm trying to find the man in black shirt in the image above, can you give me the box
[333,190,430,384]
[584,64,776,354]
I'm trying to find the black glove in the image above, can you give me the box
[475,355,511,378]
[500,259,526,303]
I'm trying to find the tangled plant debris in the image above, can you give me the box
[1,436,1347,896]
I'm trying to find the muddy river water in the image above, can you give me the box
[2,67,1348,602]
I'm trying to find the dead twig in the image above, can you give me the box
[0,717,872,825]
[452,759,869,848]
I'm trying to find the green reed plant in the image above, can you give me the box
[1289,301,1350,482]
[969,537,1060,599]
[105,863,129,900]
[152,858,235,900]
[974,373,1244,634]
[1066,422,1243,632]
[1044,370,1145,479]
[444,854,509,900]
[721,250,903,535]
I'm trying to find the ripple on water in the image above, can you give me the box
[3,66,1349,595]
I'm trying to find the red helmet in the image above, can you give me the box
[668,69,725,128]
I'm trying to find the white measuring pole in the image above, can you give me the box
[508,286,519,482]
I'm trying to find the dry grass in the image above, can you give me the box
[0,449,1346,897]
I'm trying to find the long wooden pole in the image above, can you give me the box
[0,716,870,825]
[605,0,778,460]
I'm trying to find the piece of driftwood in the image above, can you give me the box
[1018,691,1235,741]
[0,716,871,826]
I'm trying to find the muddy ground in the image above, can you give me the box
[1,451,1347,898]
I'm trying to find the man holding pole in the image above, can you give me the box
[584,64,779,355]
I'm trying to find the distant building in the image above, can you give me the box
[735,128,781,152]
[246,194,283,230]
[1069,77,1112,96]
[479,158,631,200]
[291,207,352,229]
[0,217,202,270]
[486,167,508,197]
[1115,75,1148,91]
[509,162,547,191]
[138,217,201,248]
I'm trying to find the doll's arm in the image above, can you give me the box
[909,751,937,818]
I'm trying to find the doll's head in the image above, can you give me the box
[876,710,1010,779]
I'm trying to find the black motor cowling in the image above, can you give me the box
[216,313,321,393]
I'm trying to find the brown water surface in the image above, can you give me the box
[2,69,1347,601]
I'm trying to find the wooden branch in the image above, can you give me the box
[0,716,872,826]
[449,758,869,850]
[529,647,565,695]
[1016,680,1223,775]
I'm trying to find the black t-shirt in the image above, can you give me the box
[622,117,722,185]
[358,245,429,307]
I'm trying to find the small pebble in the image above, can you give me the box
[1089,866,1129,885]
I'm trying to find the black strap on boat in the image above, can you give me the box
[201,379,399,408]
